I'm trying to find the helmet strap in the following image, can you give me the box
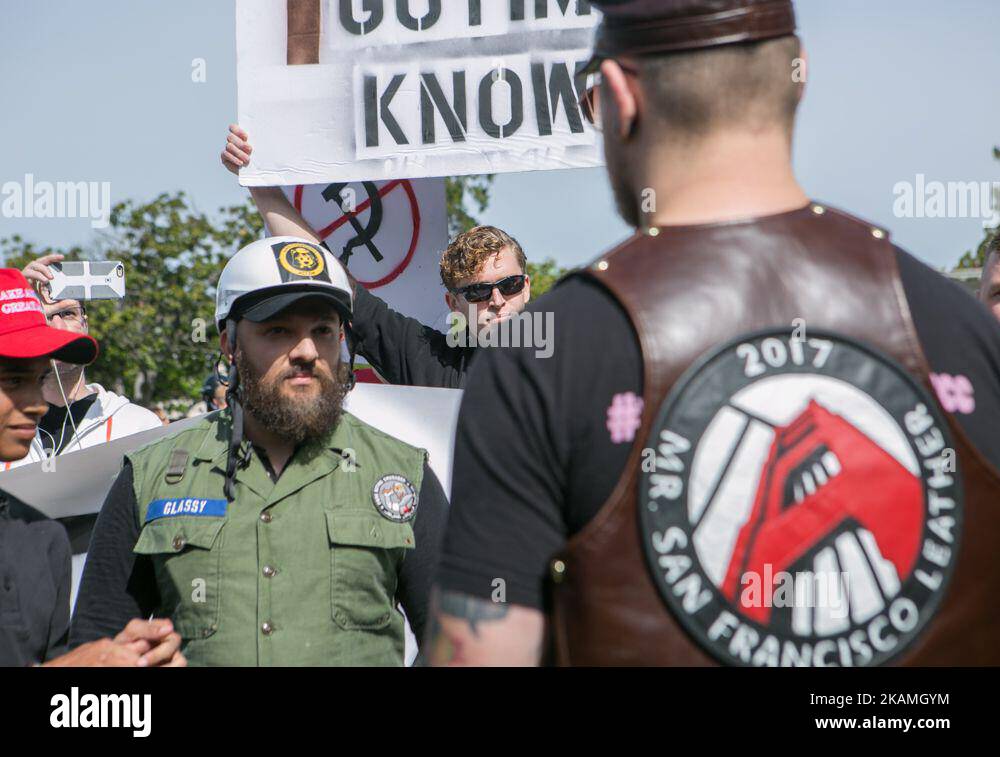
[213,351,230,388]
[344,320,357,391]
[223,318,250,502]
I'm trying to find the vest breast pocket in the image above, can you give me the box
[326,511,414,631]
[133,517,225,640]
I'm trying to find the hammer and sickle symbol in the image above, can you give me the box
[321,182,385,266]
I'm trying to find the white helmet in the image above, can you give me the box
[215,236,352,330]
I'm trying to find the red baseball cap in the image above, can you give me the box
[0,268,98,364]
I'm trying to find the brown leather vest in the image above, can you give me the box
[550,204,1000,666]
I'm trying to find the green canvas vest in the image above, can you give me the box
[126,409,427,667]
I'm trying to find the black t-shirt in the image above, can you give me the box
[317,246,475,388]
[438,245,1000,610]
[39,395,98,454]
[350,283,474,389]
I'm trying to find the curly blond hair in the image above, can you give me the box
[439,226,526,290]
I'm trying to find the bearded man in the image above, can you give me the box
[72,237,448,666]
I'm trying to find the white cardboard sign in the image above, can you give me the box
[237,0,602,185]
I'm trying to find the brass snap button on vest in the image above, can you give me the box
[550,559,567,583]
[261,621,274,635]
[259,511,272,523]
[172,535,186,551]
[262,565,276,578]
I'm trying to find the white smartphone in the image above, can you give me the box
[47,261,126,301]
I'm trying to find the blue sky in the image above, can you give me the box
[1,0,997,270]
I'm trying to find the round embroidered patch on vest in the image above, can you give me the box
[638,328,963,667]
[372,474,418,522]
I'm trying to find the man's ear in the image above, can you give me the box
[601,59,638,140]
[219,330,231,359]
[445,291,460,313]
[523,274,531,305]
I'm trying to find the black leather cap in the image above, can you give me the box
[588,0,797,67]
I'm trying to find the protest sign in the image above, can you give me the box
[237,0,602,185]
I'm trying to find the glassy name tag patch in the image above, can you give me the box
[145,498,227,522]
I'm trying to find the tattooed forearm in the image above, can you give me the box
[425,588,509,665]
[438,590,510,636]
[425,586,545,666]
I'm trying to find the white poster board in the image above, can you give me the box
[237,0,602,185]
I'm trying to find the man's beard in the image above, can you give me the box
[605,155,641,229]
[234,350,349,446]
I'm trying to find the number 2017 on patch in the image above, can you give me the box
[736,336,834,378]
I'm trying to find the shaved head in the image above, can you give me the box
[642,35,803,142]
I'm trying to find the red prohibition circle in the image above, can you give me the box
[293,179,422,290]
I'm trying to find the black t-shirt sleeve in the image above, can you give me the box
[396,460,448,644]
[896,247,1000,470]
[70,461,159,646]
[438,275,643,610]
[350,282,468,389]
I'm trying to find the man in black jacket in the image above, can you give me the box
[222,125,533,388]
[0,268,185,667]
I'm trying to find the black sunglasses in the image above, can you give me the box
[451,274,527,303]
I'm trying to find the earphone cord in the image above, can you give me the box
[50,360,83,454]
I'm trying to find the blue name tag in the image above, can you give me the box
[145,498,227,522]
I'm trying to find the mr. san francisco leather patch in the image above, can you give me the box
[638,328,962,667]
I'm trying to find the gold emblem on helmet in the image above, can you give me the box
[277,243,326,278]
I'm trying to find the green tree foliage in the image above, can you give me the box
[527,258,570,297]
[445,175,494,236]
[1,192,249,405]
[955,146,999,269]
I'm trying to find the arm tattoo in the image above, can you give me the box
[439,590,509,636]
[426,589,510,665]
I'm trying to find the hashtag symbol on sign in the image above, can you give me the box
[606,392,644,444]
